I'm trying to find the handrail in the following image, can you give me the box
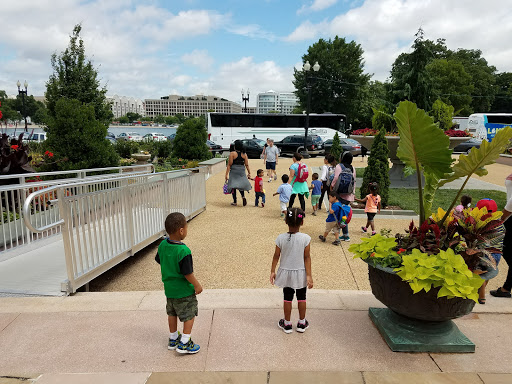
[0,164,155,181]
[22,166,207,234]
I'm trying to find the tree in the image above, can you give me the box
[431,99,455,131]
[172,118,210,160]
[44,24,118,169]
[32,104,48,125]
[118,116,129,124]
[361,127,390,207]
[390,28,435,111]
[45,24,113,126]
[330,132,343,161]
[165,116,178,125]
[491,72,512,112]
[154,114,166,124]
[45,98,119,170]
[427,59,473,115]
[0,91,22,123]
[125,112,141,123]
[293,36,371,124]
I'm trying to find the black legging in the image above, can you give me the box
[288,193,305,212]
[231,189,245,204]
[502,218,512,292]
[318,180,329,209]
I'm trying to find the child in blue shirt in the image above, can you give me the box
[274,174,293,217]
[319,191,345,245]
[309,173,323,216]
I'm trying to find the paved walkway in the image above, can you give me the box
[1,290,512,383]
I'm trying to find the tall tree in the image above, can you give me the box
[45,24,113,125]
[390,28,435,111]
[44,24,118,170]
[0,91,22,123]
[293,36,371,124]
[491,72,512,112]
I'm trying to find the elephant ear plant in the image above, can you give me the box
[350,101,512,302]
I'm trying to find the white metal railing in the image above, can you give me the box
[0,164,154,254]
[22,167,207,294]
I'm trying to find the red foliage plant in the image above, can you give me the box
[444,129,472,137]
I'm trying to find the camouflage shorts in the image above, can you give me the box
[166,294,198,322]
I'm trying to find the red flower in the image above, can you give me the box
[11,145,19,150]
[397,248,407,255]
[48,152,54,158]
[44,151,49,155]
[370,252,375,258]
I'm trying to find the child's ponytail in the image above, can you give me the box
[285,207,304,239]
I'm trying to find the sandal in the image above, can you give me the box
[478,298,486,304]
[490,287,512,298]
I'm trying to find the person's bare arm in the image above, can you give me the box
[288,168,295,184]
[304,243,313,289]
[243,154,251,178]
[502,209,512,221]
[225,152,234,181]
[354,196,367,204]
[270,245,281,285]
[184,273,203,294]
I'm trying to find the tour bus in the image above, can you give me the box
[467,113,512,141]
[207,112,347,149]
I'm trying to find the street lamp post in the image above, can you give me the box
[302,61,320,159]
[17,80,28,132]
[241,88,250,113]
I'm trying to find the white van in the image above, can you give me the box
[22,132,47,143]
[466,113,512,141]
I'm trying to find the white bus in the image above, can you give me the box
[207,112,347,149]
[467,113,512,140]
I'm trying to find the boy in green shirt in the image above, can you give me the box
[155,212,203,354]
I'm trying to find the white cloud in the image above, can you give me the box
[298,0,338,14]
[181,50,215,72]
[226,24,277,41]
[286,0,512,81]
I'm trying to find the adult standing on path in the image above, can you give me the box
[319,154,335,213]
[331,151,356,205]
[288,152,309,212]
[264,139,279,182]
[490,198,512,298]
[225,140,252,206]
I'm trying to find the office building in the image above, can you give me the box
[256,91,299,114]
[144,95,242,118]
[108,95,145,118]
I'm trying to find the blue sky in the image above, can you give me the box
[1,0,511,106]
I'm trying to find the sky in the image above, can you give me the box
[1,0,512,107]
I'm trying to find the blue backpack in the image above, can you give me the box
[334,164,355,194]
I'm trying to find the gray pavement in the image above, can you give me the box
[1,290,512,383]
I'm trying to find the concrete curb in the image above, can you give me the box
[352,208,417,216]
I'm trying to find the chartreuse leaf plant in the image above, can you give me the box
[349,234,403,268]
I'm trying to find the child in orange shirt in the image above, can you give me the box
[355,182,381,236]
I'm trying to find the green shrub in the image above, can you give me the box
[361,126,390,207]
[172,118,211,160]
[114,140,140,159]
[148,140,173,161]
[330,132,343,161]
[431,99,454,131]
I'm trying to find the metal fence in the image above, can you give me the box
[22,167,207,294]
[0,164,154,254]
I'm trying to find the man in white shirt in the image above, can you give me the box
[264,139,279,182]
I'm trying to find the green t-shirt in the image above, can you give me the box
[158,239,195,298]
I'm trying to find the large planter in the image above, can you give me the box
[351,135,470,187]
[366,262,476,352]
[131,153,151,165]
[368,263,475,321]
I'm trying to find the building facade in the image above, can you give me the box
[256,91,299,114]
[144,95,242,118]
[107,95,145,118]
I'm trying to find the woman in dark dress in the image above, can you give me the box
[225,140,252,206]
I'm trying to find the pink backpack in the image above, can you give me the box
[294,162,309,184]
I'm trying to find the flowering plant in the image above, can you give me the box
[444,129,472,138]
[0,133,34,177]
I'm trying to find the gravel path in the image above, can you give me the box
[89,156,510,293]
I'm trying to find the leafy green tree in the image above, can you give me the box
[45,99,119,170]
[172,118,210,160]
[361,127,390,207]
[371,106,396,133]
[0,91,22,123]
[427,59,473,115]
[45,24,113,126]
[390,28,435,111]
[32,103,48,125]
[113,140,139,158]
[154,114,166,124]
[165,116,178,125]
[118,116,129,124]
[292,106,304,114]
[44,24,118,169]
[449,49,496,112]
[491,72,512,113]
[293,36,371,124]
[125,112,141,123]
[431,99,455,130]
[351,81,390,130]
[330,132,343,161]
[175,114,187,124]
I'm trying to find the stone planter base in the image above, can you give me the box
[369,307,475,353]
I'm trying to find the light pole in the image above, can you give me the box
[302,61,320,158]
[241,88,250,113]
[17,80,28,132]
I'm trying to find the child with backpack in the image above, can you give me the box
[355,182,381,236]
[331,152,356,205]
[288,152,309,213]
[319,155,336,213]
[319,191,352,245]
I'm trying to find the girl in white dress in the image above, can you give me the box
[270,207,314,333]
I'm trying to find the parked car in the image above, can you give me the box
[240,139,265,159]
[206,140,223,156]
[167,133,176,141]
[106,132,115,139]
[117,132,142,142]
[142,133,167,142]
[453,138,481,153]
[22,132,47,143]
[323,138,364,157]
[274,135,323,157]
